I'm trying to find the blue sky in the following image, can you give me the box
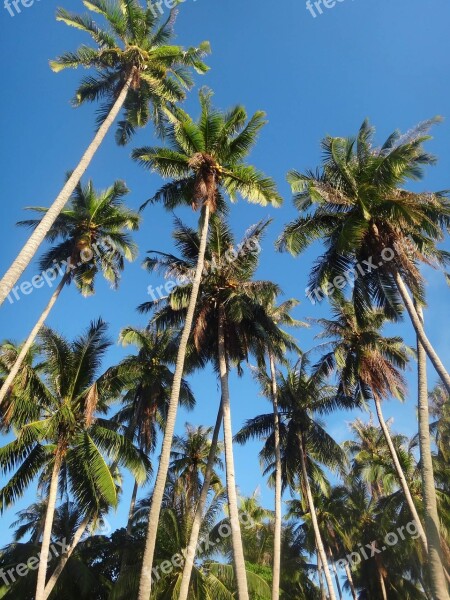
[0,0,449,581]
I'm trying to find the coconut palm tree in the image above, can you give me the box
[0,179,140,406]
[0,0,210,307]
[132,89,282,599]
[235,356,353,600]
[313,299,430,552]
[257,298,304,600]
[277,118,450,393]
[139,217,286,600]
[0,319,150,600]
[169,423,223,506]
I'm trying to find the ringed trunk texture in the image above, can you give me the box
[344,563,358,600]
[377,564,388,600]
[0,271,69,405]
[137,205,211,600]
[218,308,249,600]
[416,305,450,600]
[328,547,343,600]
[373,394,428,550]
[299,437,336,600]
[35,452,62,600]
[43,514,90,600]
[317,552,327,600]
[269,352,282,600]
[117,479,140,581]
[394,271,450,394]
[0,70,135,308]
[178,402,223,600]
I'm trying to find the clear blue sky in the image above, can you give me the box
[0,0,449,574]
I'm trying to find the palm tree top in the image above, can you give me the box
[133,88,283,213]
[51,1,211,143]
[18,179,140,295]
[277,117,450,317]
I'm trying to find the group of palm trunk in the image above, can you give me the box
[0,2,449,598]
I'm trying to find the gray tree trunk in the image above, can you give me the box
[35,452,62,600]
[0,271,69,405]
[394,271,450,393]
[43,514,90,599]
[373,394,428,550]
[344,563,358,600]
[218,307,249,600]
[137,205,211,600]
[178,402,223,600]
[416,305,450,600]
[299,437,336,600]
[0,70,135,307]
[269,352,282,600]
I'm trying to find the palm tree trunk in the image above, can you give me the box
[178,402,223,600]
[328,547,343,600]
[373,394,428,550]
[394,271,450,394]
[117,479,139,580]
[137,205,211,600]
[43,514,90,600]
[269,351,282,600]
[0,69,136,308]
[377,563,388,600]
[299,437,336,600]
[35,451,62,600]
[0,271,69,405]
[317,552,327,600]
[218,307,249,600]
[416,305,450,600]
[344,563,358,600]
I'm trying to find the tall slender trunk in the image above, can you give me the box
[344,563,358,600]
[178,402,223,600]
[43,514,90,600]
[394,271,450,394]
[299,436,336,600]
[117,479,139,581]
[317,552,327,600]
[373,394,428,550]
[416,305,450,600]
[138,205,211,600]
[0,271,69,405]
[218,307,249,600]
[0,70,135,308]
[328,547,343,600]
[35,451,62,600]
[269,352,282,600]
[377,562,388,600]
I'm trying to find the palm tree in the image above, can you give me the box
[112,325,195,584]
[259,298,304,600]
[314,299,430,552]
[140,217,286,600]
[236,356,353,600]
[169,423,223,506]
[0,179,140,406]
[132,89,282,599]
[0,319,149,600]
[416,306,450,599]
[0,0,210,307]
[277,118,450,393]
